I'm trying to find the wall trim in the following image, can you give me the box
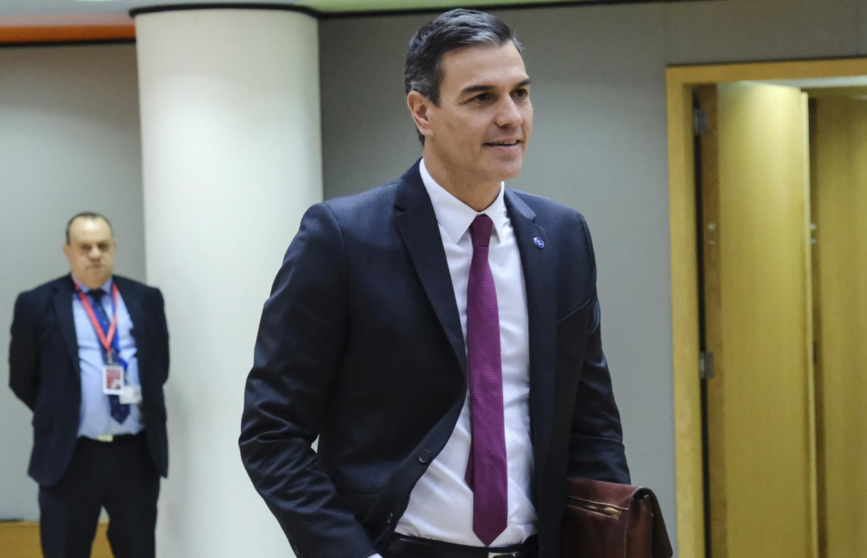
[0,25,134,45]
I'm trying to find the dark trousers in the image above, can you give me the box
[38,433,160,558]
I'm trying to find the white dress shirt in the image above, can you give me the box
[393,159,538,546]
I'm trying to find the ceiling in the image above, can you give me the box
[0,0,655,25]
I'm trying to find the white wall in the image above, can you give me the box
[0,43,145,521]
[319,1,867,555]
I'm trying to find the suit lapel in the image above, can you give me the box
[115,277,148,366]
[115,276,143,324]
[394,161,468,381]
[52,276,80,376]
[505,189,557,502]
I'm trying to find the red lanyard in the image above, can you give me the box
[75,283,120,356]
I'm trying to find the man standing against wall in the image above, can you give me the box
[240,9,629,558]
[9,212,170,558]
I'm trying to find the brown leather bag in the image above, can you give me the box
[561,478,673,558]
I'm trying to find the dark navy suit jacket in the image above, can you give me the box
[240,161,629,558]
[9,275,170,486]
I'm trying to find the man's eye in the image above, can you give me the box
[514,89,529,98]
[474,93,490,103]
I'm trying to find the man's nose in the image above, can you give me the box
[495,97,523,128]
[89,247,102,259]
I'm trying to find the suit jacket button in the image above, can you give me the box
[418,450,431,464]
[386,512,394,524]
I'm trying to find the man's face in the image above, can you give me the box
[63,217,116,289]
[420,41,533,186]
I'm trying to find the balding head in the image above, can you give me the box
[62,212,116,289]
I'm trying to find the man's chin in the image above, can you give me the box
[488,160,524,182]
[79,270,111,288]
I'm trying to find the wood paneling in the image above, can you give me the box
[704,82,815,558]
[811,97,867,558]
[0,520,112,557]
[713,81,816,556]
[697,84,726,558]
[667,57,867,558]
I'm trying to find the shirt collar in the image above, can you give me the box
[70,273,113,295]
[419,158,507,245]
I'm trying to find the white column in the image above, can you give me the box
[134,8,322,557]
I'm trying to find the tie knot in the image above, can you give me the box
[89,289,105,302]
[469,214,494,248]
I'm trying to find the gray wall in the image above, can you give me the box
[0,43,145,520]
[320,1,867,554]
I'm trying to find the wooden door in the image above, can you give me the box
[698,82,818,558]
[810,96,867,558]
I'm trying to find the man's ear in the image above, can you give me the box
[62,243,71,258]
[407,91,434,141]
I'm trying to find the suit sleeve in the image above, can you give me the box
[9,293,40,411]
[239,203,376,558]
[567,215,631,484]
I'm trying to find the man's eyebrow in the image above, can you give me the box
[460,84,494,96]
[459,78,532,97]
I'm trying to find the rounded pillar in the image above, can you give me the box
[134,7,322,556]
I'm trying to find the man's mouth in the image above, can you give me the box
[484,139,521,147]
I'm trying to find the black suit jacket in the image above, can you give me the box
[9,274,170,486]
[240,161,629,558]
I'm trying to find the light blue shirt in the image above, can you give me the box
[71,275,143,438]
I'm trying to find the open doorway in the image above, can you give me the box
[667,60,867,558]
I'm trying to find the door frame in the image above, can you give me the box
[667,57,867,558]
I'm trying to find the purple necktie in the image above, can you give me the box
[465,214,508,546]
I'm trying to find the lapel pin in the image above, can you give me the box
[534,237,545,249]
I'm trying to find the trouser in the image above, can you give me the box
[38,433,160,558]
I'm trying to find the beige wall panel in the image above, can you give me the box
[711,82,814,558]
[0,521,111,558]
[665,0,860,65]
[811,97,867,558]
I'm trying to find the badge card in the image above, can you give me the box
[102,365,124,395]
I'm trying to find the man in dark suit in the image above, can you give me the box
[9,211,169,558]
[240,9,628,558]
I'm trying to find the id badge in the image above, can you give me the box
[119,385,142,405]
[102,365,124,395]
